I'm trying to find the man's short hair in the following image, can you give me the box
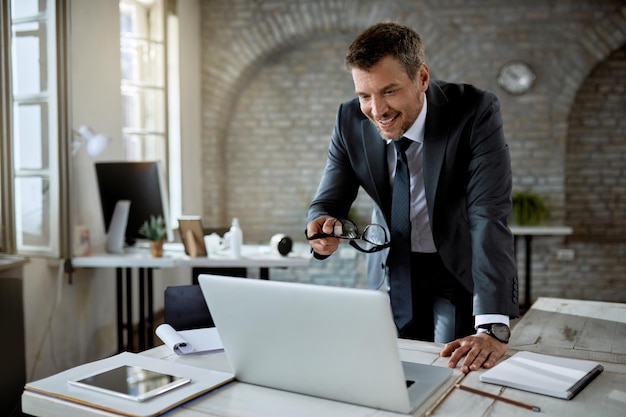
[345,22,425,81]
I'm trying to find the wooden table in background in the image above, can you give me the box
[510,226,573,310]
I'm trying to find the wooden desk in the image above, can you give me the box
[71,245,311,352]
[22,297,626,417]
[509,297,626,363]
[510,226,573,310]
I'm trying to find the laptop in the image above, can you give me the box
[197,274,452,414]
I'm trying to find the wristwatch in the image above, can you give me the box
[477,323,511,344]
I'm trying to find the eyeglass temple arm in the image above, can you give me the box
[348,240,391,253]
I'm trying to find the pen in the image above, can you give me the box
[455,384,541,412]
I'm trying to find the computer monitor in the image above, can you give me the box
[95,161,173,252]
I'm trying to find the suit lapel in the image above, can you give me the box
[361,119,391,221]
[423,83,450,215]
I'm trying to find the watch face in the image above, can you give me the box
[491,323,511,342]
[497,61,535,94]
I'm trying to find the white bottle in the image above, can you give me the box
[229,217,243,259]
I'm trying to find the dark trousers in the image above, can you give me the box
[398,252,475,343]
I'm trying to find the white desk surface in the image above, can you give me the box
[22,298,626,417]
[509,226,573,236]
[72,244,312,269]
[0,254,29,272]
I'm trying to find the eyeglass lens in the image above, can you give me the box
[336,219,358,238]
[335,220,387,245]
[361,224,387,245]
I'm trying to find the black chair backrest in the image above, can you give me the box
[164,285,214,330]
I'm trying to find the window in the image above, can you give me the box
[0,0,68,257]
[119,0,181,226]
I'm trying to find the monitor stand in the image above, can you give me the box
[106,200,130,254]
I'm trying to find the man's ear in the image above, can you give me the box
[418,63,430,90]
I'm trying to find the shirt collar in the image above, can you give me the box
[386,95,427,145]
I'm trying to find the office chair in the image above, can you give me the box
[163,285,214,330]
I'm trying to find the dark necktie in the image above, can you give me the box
[390,138,412,329]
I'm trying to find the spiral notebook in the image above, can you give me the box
[479,351,604,400]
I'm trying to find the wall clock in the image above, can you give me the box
[497,61,536,95]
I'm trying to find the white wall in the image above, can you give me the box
[179,0,203,216]
[23,0,202,380]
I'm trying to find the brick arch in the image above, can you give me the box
[201,0,418,225]
[553,7,626,122]
[565,46,626,241]
[563,8,626,241]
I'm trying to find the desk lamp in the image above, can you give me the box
[72,125,110,158]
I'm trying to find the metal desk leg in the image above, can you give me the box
[137,267,155,351]
[125,267,133,352]
[514,235,534,312]
[116,268,123,353]
[139,268,146,350]
[115,267,155,353]
[524,236,533,311]
[147,268,154,347]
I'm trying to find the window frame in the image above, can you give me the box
[0,0,70,258]
[119,0,181,229]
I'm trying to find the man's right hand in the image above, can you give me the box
[306,216,342,256]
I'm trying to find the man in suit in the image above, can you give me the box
[306,22,519,373]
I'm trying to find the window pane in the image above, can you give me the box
[120,46,140,82]
[13,102,47,170]
[15,176,50,248]
[122,89,140,128]
[147,0,164,42]
[11,0,46,20]
[145,42,164,86]
[121,87,164,131]
[143,89,165,131]
[123,134,143,160]
[12,21,47,95]
[123,134,166,163]
[142,134,166,162]
[119,2,135,35]
[120,39,163,86]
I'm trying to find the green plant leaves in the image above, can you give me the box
[139,215,167,241]
[511,192,548,226]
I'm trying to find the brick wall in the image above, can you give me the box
[199,0,626,303]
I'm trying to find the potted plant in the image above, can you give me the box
[510,191,548,226]
[139,215,167,257]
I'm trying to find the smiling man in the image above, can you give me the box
[306,22,519,373]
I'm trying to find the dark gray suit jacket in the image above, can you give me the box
[308,79,519,319]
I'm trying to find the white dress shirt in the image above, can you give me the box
[386,98,436,253]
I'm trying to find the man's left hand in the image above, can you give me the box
[439,333,507,374]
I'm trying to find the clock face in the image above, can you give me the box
[497,61,536,94]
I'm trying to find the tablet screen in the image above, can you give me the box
[69,365,191,402]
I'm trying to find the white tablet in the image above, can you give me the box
[68,365,191,402]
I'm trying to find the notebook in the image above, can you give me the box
[480,351,604,400]
[197,274,453,414]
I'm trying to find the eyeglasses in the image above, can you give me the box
[305,218,390,253]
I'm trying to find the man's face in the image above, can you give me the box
[352,55,429,140]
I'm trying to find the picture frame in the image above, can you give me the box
[178,216,207,257]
